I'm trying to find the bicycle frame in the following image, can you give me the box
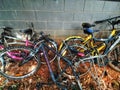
[3,35,34,47]
[104,33,120,55]
[20,42,83,90]
[6,49,30,60]
[59,27,117,57]
[0,35,34,61]
[74,33,120,76]
[94,29,116,51]
[74,31,120,66]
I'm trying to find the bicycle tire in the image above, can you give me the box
[59,36,84,51]
[34,39,57,64]
[108,44,120,72]
[58,37,92,78]
[0,46,41,79]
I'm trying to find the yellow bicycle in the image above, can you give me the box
[58,16,120,78]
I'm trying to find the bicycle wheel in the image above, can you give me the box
[58,38,92,77]
[34,39,57,64]
[108,44,120,72]
[59,37,84,51]
[0,46,41,79]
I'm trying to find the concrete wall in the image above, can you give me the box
[0,0,120,37]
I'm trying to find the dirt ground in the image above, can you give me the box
[0,60,120,90]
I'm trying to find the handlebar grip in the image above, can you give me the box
[0,26,13,30]
[82,23,95,28]
[94,20,105,24]
[94,16,120,24]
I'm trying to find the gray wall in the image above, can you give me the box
[0,0,120,36]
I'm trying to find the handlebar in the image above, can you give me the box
[82,23,95,28]
[94,16,120,24]
[0,26,13,32]
[39,31,50,40]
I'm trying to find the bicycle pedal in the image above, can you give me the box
[61,77,68,83]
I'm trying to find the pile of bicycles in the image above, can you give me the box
[0,16,120,90]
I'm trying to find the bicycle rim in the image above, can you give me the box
[0,46,41,79]
[58,38,92,77]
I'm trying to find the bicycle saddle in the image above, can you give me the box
[1,27,13,37]
[3,26,13,32]
[82,23,97,34]
[19,28,33,35]
[82,23,95,28]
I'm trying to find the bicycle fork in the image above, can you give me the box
[105,35,120,54]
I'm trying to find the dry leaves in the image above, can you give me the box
[0,61,120,90]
